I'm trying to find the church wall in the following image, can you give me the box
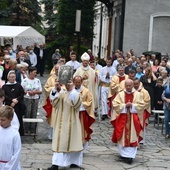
[123,0,170,56]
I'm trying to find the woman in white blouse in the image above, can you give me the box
[21,67,42,134]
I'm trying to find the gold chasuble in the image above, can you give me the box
[138,88,151,134]
[52,90,83,153]
[111,91,145,147]
[74,66,98,110]
[108,74,128,98]
[107,74,128,117]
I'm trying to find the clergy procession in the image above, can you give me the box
[1,46,170,170]
[43,49,165,169]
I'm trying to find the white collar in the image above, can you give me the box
[82,66,89,71]
[124,89,135,94]
[6,81,17,85]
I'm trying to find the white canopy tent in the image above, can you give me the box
[0,25,45,49]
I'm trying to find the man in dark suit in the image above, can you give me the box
[37,44,47,77]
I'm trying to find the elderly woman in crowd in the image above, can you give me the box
[21,66,42,134]
[159,69,169,86]
[2,70,25,136]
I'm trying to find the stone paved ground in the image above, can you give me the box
[21,73,170,170]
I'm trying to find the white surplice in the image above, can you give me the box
[0,125,21,170]
[11,112,20,130]
[65,60,81,70]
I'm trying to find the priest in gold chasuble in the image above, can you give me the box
[111,79,145,164]
[48,81,83,170]
[74,52,98,111]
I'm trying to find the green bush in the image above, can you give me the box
[46,39,91,69]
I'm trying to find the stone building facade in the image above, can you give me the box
[93,0,170,58]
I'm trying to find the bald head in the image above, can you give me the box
[125,79,134,92]
[73,76,82,89]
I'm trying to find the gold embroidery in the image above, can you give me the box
[67,106,73,151]
[57,96,64,152]
[125,109,131,146]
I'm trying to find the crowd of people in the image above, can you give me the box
[1,44,170,169]
[0,43,45,170]
[44,48,170,169]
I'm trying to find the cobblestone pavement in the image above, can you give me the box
[21,72,170,170]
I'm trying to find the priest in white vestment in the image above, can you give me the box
[48,80,83,170]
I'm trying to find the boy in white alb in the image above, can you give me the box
[0,105,21,170]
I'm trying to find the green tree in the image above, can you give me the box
[42,0,96,67]
[0,0,12,25]
[40,0,58,40]
[57,0,96,47]
[0,0,43,32]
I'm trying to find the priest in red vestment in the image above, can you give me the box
[111,79,145,164]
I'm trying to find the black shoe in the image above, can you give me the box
[47,165,58,170]
[119,156,126,160]
[124,158,133,164]
[70,164,80,168]
[101,115,105,120]
[94,112,98,117]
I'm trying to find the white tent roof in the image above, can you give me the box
[0,25,45,48]
[0,25,44,38]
